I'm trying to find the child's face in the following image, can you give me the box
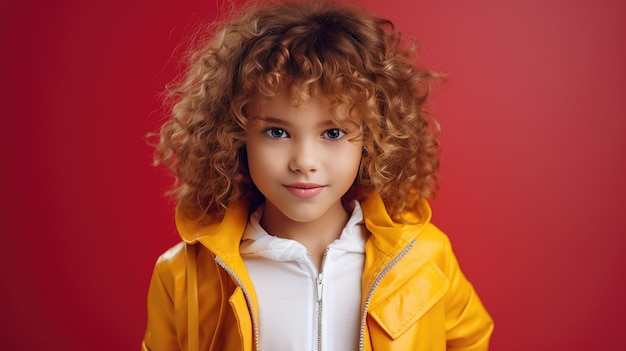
[245,90,363,226]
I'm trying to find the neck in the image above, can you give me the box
[260,201,350,269]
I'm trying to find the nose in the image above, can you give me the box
[289,139,319,174]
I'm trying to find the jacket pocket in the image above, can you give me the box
[369,260,449,339]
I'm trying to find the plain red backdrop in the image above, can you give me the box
[1,0,625,350]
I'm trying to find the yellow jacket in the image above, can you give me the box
[142,194,494,350]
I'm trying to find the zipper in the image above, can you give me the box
[307,249,330,351]
[215,256,261,351]
[358,241,416,351]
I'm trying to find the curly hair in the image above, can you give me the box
[155,0,443,222]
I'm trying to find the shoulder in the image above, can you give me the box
[152,241,223,280]
[148,242,223,302]
[155,242,187,269]
[153,241,220,274]
[149,242,188,287]
[413,223,453,255]
[407,223,461,276]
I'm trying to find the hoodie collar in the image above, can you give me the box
[239,201,366,261]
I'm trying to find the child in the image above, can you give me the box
[142,1,494,350]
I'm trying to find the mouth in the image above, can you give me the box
[284,183,325,198]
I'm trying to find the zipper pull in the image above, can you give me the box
[316,273,323,302]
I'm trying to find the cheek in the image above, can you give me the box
[246,144,277,182]
[334,144,363,178]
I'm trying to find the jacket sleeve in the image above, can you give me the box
[142,250,182,351]
[440,236,494,351]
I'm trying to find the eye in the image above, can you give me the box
[322,128,345,140]
[264,127,288,139]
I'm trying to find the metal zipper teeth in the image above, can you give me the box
[358,241,416,351]
[215,256,260,351]
[317,274,323,351]
[307,249,330,351]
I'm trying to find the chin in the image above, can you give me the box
[283,210,325,223]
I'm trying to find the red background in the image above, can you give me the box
[1,0,625,350]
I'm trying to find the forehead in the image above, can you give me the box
[247,89,331,120]
[247,86,358,122]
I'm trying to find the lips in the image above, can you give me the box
[284,183,325,198]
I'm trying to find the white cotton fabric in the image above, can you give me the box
[240,202,367,351]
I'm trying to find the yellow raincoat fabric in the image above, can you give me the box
[142,194,493,350]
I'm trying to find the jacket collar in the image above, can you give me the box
[176,201,250,268]
[360,193,432,256]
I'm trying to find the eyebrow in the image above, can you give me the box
[250,116,292,126]
[250,116,338,128]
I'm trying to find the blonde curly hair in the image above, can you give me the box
[155,0,443,222]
